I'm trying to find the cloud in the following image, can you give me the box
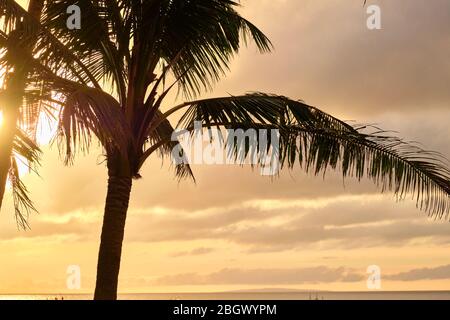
[154,266,365,286]
[140,263,450,287]
[386,264,450,281]
[170,247,216,258]
[123,195,450,250]
[4,193,450,253]
[217,0,450,117]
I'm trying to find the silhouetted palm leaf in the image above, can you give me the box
[8,128,41,228]
[145,110,195,181]
[0,0,102,87]
[54,84,131,165]
[144,94,450,217]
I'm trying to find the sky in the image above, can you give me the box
[0,0,449,294]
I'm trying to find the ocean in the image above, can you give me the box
[1,291,449,300]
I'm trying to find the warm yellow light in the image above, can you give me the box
[0,110,3,127]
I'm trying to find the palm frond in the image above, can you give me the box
[280,126,450,217]
[142,111,195,182]
[0,0,101,87]
[156,0,273,97]
[176,93,355,133]
[8,156,36,230]
[42,0,128,101]
[9,129,41,228]
[56,86,130,164]
[151,93,450,217]
[12,128,41,168]
[0,37,131,167]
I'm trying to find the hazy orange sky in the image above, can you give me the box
[0,0,449,294]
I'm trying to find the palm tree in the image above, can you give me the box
[0,0,44,228]
[0,0,448,299]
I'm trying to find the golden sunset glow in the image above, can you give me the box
[0,0,449,299]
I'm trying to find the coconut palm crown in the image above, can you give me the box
[0,0,448,299]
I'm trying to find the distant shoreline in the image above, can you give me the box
[1,290,450,300]
[2,290,450,295]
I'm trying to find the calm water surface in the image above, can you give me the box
[1,291,449,300]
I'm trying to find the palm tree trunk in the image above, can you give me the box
[94,173,132,300]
